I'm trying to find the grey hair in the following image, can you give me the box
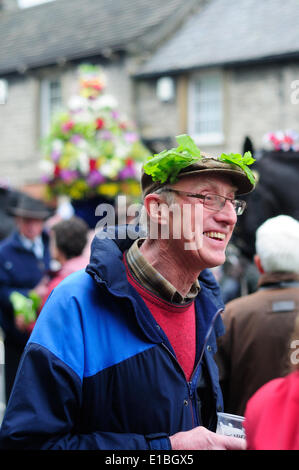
[139,187,176,236]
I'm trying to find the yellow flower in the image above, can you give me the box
[97,183,120,197]
[96,156,106,168]
[68,180,89,199]
[128,181,141,197]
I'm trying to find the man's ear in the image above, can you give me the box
[254,254,264,274]
[143,193,169,226]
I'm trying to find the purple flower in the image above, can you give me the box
[41,175,51,183]
[60,169,78,182]
[124,132,138,144]
[111,110,119,120]
[87,170,105,187]
[118,166,136,180]
[70,134,82,145]
[100,130,112,140]
[51,150,61,162]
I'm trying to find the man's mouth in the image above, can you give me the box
[203,231,226,241]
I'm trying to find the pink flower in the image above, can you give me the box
[61,121,75,133]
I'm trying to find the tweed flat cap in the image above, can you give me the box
[142,154,255,198]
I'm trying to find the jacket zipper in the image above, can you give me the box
[161,342,198,427]
[161,307,223,428]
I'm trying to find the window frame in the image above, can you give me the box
[40,77,62,137]
[188,69,224,146]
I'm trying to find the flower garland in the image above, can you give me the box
[40,64,149,200]
[263,130,299,152]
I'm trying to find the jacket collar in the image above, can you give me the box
[9,230,49,252]
[86,226,223,297]
[258,271,299,289]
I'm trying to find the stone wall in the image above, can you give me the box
[135,62,299,156]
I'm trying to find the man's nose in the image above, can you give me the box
[215,199,237,225]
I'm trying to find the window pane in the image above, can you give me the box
[40,78,62,137]
[191,73,222,137]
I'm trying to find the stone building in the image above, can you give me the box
[1,0,299,192]
[0,0,201,190]
[134,0,299,156]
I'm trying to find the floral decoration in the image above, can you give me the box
[40,64,149,200]
[263,130,299,152]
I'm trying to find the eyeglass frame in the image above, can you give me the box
[158,187,247,215]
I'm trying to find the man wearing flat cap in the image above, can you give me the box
[0,135,255,450]
[0,194,52,403]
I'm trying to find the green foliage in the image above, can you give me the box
[143,134,202,184]
[219,151,256,185]
[9,291,42,325]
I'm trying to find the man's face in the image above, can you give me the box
[16,216,44,240]
[167,173,238,271]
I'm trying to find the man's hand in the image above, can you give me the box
[15,313,28,332]
[170,426,246,450]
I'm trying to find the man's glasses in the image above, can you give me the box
[161,188,247,215]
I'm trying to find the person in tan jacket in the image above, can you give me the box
[216,215,299,416]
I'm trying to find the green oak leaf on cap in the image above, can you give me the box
[143,134,202,184]
[219,151,256,186]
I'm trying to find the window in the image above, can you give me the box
[40,78,62,136]
[18,0,55,8]
[0,79,8,104]
[188,71,223,145]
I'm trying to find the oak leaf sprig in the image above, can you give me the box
[143,134,202,184]
[219,151,256,185]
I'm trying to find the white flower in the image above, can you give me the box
[100,158,122,178]
[96,95,118,109]
[39,160,54,175]
[68,96,86,111]
[73,110,92,123]
[114,141,130,159]
[78,152,89,175]
[52,139,64,152]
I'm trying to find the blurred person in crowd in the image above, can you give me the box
[216,215,299,416]
[0,194,52,402]
[0,183,24,241]
[41,217,89,306]
[0,136,255,450]
[244,314,299,450]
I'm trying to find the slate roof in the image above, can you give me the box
[136,0,299,77]
[0,0,198,74]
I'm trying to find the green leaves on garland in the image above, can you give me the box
[143,134,202,184]
[219,151,256,185]
[144,134,256,186]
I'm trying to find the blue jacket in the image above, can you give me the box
[0,230,51,345]
[0,228,225,450]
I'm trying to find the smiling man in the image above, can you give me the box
[0,136,255,450]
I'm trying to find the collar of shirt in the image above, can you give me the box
[125,238,200,304]
[19,234,44,259]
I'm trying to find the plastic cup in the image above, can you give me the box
[216,412,245,439]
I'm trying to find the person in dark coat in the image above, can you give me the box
[0,194,52,403]
[0,185,24,241]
